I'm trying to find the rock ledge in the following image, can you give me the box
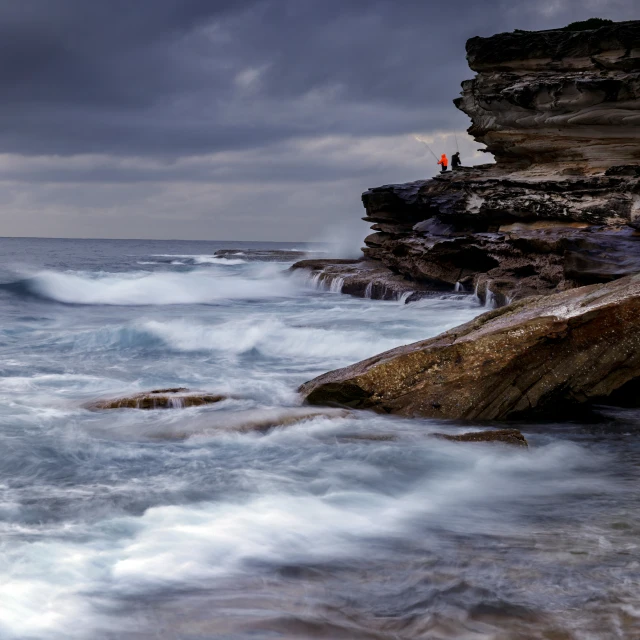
[300,274,640,420]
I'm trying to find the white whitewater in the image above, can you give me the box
[0,239,637,640]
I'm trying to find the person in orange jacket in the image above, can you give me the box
[437,153,448,173]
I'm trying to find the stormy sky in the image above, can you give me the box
[0,0,637,241]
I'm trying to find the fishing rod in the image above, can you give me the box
[454,132,460,153]
[413,135,439,161]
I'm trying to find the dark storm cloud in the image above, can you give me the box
[0,0,637,239]
[0,0,632,157]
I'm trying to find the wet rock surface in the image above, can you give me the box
[86,388,227,410]
[290,258,447,301]
[300,274,640,420]
[141,407,352,440]
[432,428,528,447]
[363,175,640,304]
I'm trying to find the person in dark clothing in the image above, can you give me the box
[451,152,461,169]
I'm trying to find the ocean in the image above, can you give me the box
[0,237,638,639]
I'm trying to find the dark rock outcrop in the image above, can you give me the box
[300,274,640,420]
[86,388,227,410]
[362,173,640,304]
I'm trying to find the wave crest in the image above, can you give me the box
[2,268,296,305]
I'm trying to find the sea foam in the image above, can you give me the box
[7,268,296,305]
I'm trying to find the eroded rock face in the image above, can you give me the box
[458,21,640,174]
[300,274,640,420]
[295,23,640,305]
[86,388,227,410]
[362,173,640,304]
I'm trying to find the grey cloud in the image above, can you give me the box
[1,0,635,157]
[0,0,637,240]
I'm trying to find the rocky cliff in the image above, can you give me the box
[294,20,640,305]
[459,22,640,173]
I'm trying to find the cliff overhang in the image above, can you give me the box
[457,21,640,174]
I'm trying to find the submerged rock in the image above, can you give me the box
[145,407,352,439]
[300,274,640,420]
[219,407,351,433]
[214,248,309,262]
[334,433,398,442]
[86,389,227,410]
[432,429,528,447]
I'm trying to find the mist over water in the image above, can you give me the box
[0,238,638,640]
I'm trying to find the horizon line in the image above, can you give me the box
[0,235,324,244]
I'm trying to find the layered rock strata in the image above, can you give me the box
[459,21,640,174]
[290,258,444,302]
[298,22,640,421]
[300,273,640,420]
[294,21,640,304]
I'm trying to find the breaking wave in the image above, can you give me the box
[148,254,247,265]
[142,317,406,360]
[0,269,297,305]
[51,317,408,363]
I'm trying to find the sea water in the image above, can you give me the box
[0,237,638,640]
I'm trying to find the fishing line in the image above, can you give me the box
[413,135,438,161]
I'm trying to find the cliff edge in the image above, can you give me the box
[363,21,640,304]
[294,20,640,305]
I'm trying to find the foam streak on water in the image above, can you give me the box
[0,238,638,640]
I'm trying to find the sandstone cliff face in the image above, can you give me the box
[458,22,640,174]
[300,273,640,420]
[356,21,640,304]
